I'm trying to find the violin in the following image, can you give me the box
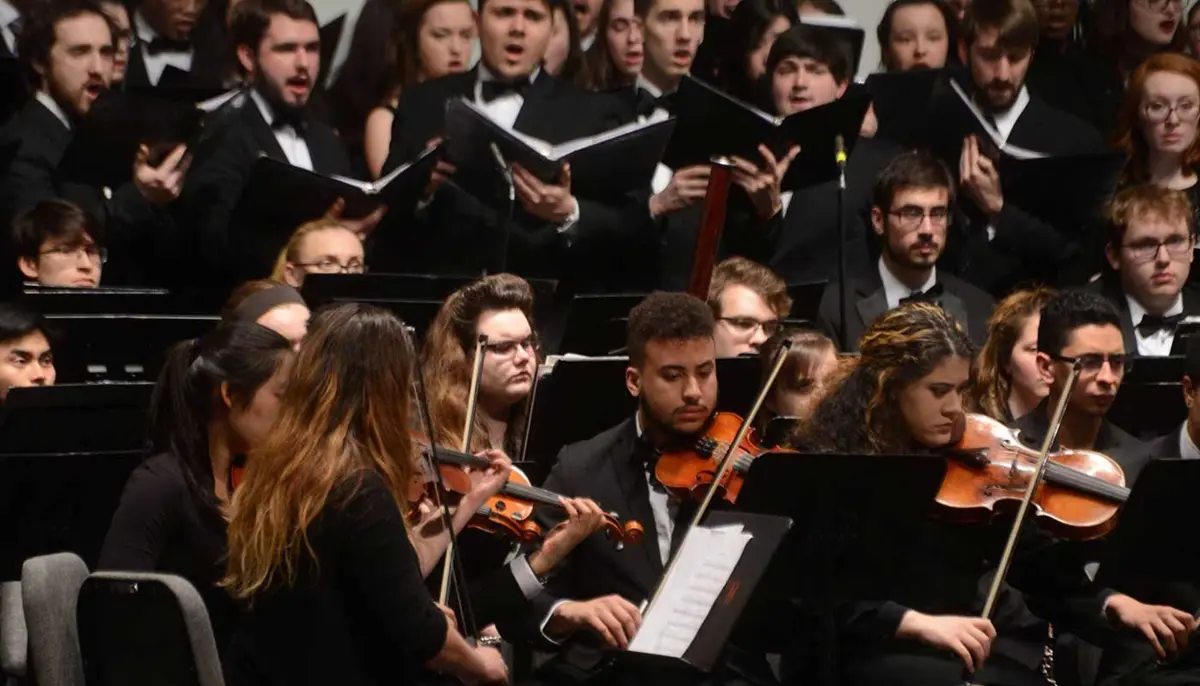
[939,413,1130,540]
[654,412,786,504]
[417,443,645,548]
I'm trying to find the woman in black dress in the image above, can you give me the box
[223,303,508,686]
[99,322,294,655]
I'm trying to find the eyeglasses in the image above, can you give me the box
[1136,0,1182,12]
[483,335,539,358]
[888,205,952,231]
[1120,234,1195,264]
[295,259,367,274]
[718,316,780,338]
[40,245,107,264]
[1049,352,1132,376]
[1142,99,1200,123]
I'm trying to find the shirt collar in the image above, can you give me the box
[1181,422,1200,460]
[636,74,665,98]
[249,88,288,132]
[878,257,937,310]
[0,0,19,28]
[134,9,159,42]
[35,91,71,130]
[1125,291,1184,326]
[477,62,540,84]
[987,85,1031,142]
[635,411,644,438]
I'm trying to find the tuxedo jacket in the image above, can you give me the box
[815,269,995,351]
[0,98,168,286]
[1084,279,1200,357]
[179,93,350,294]
[122,10,232,92]
[934,87,1107,296]
[379,68,641,289]
[1146,424,1184,460]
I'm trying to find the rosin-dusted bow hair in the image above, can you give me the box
[796,302,976,453]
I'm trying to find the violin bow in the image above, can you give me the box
[641,338,794,615]
[437,334,488,608]
[408,325,481,639]
[961,359,1083,686]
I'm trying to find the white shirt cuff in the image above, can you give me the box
[538,599,571,645]
[509,555,543,600]
[556,198,581,233]
[986,223,996,242]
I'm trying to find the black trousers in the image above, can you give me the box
[841,650,1049,686]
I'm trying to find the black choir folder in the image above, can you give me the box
[661,75,871,191]
[57,89,206,188]
[442,98,675,200]
[233,145,440,230]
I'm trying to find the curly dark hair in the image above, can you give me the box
[797,302,975,453]
[627,292,715,368]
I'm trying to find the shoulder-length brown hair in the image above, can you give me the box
[583,0,638,90]
[969,287,1055,422]
[421,274,537,455]
[223,303,418,599]
[1114,52,1200,185]
[388,0,474,97]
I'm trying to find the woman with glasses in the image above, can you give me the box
[1087,0,1187,131]
[1114,53,1200,225]
[271,218,367,288]
[11,199,106,288]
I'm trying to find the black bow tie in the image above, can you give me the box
[635,88,674,117]
[144,36,192,55]
[271,107,308,133]
[1136,312,1185,333]
[900,282,945,306]
[481,77,532,103]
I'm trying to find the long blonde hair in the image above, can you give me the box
[420,274,536,455]
[223,303,417,599]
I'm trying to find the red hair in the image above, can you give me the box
[1114,52,1200,185]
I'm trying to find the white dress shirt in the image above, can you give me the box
[35,91,70,130]
[0,0,18,56]
[879,258,938,311]
[636,75,675,196]
[1127,292,1184,357]
[982,86,1031,242]
[250,89,314,171]
[1180,422,1200,460]
[134,11,194,86]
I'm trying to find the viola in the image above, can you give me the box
[420,444,645,549]
[654,412,779,504]
[939,413,1130,540]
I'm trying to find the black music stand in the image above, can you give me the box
[734,452,948,684]
[612,510,791,682]
[554,294,645,356]
[44,314,219,383]
[521,357,762,466]
[0,384,153,579]
[17,286,205,315]
[1109,356,1185,439]
[786,280,828,326]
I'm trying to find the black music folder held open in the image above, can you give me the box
[865,68,947,148]
[57,89,205,188]
[661,75,871,192]
[443,98,675,201]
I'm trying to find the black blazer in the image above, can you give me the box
[935,88,1107,296]
[815,268,995,351]
[378,68,639,288]
[1146,423,1184,459]
[1084,279,1200,357]
[0,98,168,286]
[178,91,350,293]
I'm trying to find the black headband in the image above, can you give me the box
[231,285,306,323]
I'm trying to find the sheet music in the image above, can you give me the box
[628,524,753,658]
[948,80,1047,160]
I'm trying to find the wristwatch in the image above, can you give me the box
[477,635,503,648]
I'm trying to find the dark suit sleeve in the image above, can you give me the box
[468,559,537,631]
[175,125,255,274]
[1008,532,1118,646]
[0,135,58,229]
[814,283,843,348]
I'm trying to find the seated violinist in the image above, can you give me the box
[756,328,838,445]
[708,256,792,357]
[788,302,1194,686]
[415,272,613,632]
[516,291,775,685]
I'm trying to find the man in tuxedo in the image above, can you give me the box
[179,0,362,293]
[1148,336,1200,459]
[1089,184,1200,357]
[523,292,773,685]
[939,0,1105,295]
[751,23,900,286]
[123,0,226,88]
[708,256,790,357]
[380,0,636,287]
[0,0,185,286]
[816,150,994,351]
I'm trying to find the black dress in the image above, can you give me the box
[98,453,236,654]
[224,470,449,686]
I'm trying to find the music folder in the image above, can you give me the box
[57,89,205,188]
[661,75,871,192]
[622,510,791,674]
